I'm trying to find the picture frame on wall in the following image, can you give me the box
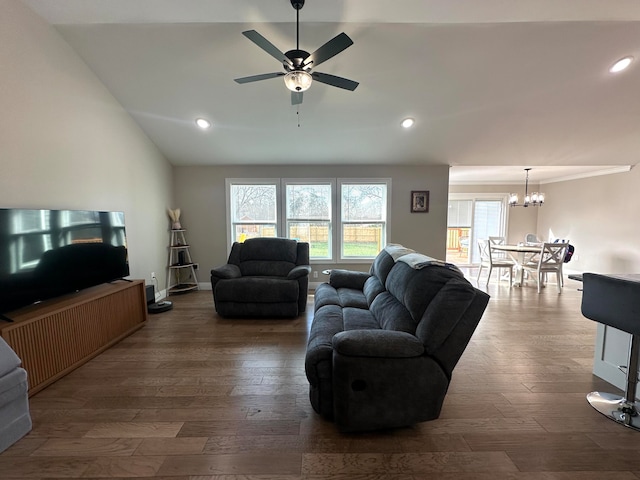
[411,190,429,213]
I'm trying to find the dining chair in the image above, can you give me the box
[477,239,514,287]
[525,233,543,245]
[488,236,507,260]
[521,242,569,293]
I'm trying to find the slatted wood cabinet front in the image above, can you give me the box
[0,280,147,395]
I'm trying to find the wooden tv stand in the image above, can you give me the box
[0,280,147,396]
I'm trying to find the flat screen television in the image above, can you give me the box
[0,208,130,317]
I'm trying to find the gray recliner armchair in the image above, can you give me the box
[211,237,311,318]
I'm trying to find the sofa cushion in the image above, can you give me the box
[343,307,378,330]
[416,277,477,354]
[215,277,298,303]
[238,238,298,277]
[369,249,395,285]
[240,237,298,263]
[314,283,341,310]
[337,288,368,309]
[240,260,296,277]
[385,262,465,322]
[369,291,416,333]
[363,276,385,306]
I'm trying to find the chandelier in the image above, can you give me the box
[509,168,545,207]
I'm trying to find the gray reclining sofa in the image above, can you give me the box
[305,244,490,432]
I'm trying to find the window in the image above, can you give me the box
[339,180,390,260]
[285,181,333,260]
[226,178,390,261]
[227,180,279,244]
[446,194,507,265]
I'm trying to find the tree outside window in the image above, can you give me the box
[286,183,332,259]
[341,182,388,259]
[230,184,277,242]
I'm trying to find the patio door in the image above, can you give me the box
[446,194,507,265]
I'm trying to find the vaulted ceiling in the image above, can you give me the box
[22,0,640,182]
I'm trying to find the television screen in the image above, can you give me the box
[0,208,129,316]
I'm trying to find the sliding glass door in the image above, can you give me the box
[446,194,508,265]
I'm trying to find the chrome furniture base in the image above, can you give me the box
[587,391,640,431]
[581,273,640,433]
[585,333,640,431]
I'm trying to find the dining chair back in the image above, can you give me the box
[488,236,505,246]
[522,242,569,293]
[477,239,514,287]
[525,233,543,245]
[488,236,507,259]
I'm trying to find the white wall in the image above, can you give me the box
[538,167,640,274]
[173,164,450,279]
[0,0,174,290]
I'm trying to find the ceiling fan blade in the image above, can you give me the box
[242,30,293,68]
[312,72,359,91]
[291,91,303,105]
[234,72,284,84]
[303,32,353,68]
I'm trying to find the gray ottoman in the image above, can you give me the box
[0,337,32,453]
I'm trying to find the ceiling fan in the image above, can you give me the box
[234,0,359,105]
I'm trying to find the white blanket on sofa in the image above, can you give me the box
[384,243,415,261]
[397,252,463,274]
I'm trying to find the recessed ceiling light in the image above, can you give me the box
[609,56,633,74]
[401,118,415,128]
[195,118,212,129]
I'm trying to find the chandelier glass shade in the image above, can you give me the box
[284,70,312,92]
[509,168,544,207]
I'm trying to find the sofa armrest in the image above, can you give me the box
[332,330,424,358]
[210,264,241,280]
[288,265,311,280]
[0,337,21,377]
[329,269,371,290]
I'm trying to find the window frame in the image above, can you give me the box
[225,177,391,262]
[282,178,335,261]
[225,178,281,251]
[337,178,391,263]
[447,193,509,265]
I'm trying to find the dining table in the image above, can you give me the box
[491,243,543,286]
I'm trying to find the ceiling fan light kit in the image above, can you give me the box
[509,168,544,207]
[284,70,312,92]
[234,0,358,105]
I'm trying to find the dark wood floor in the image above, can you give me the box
[2,273,640,479]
